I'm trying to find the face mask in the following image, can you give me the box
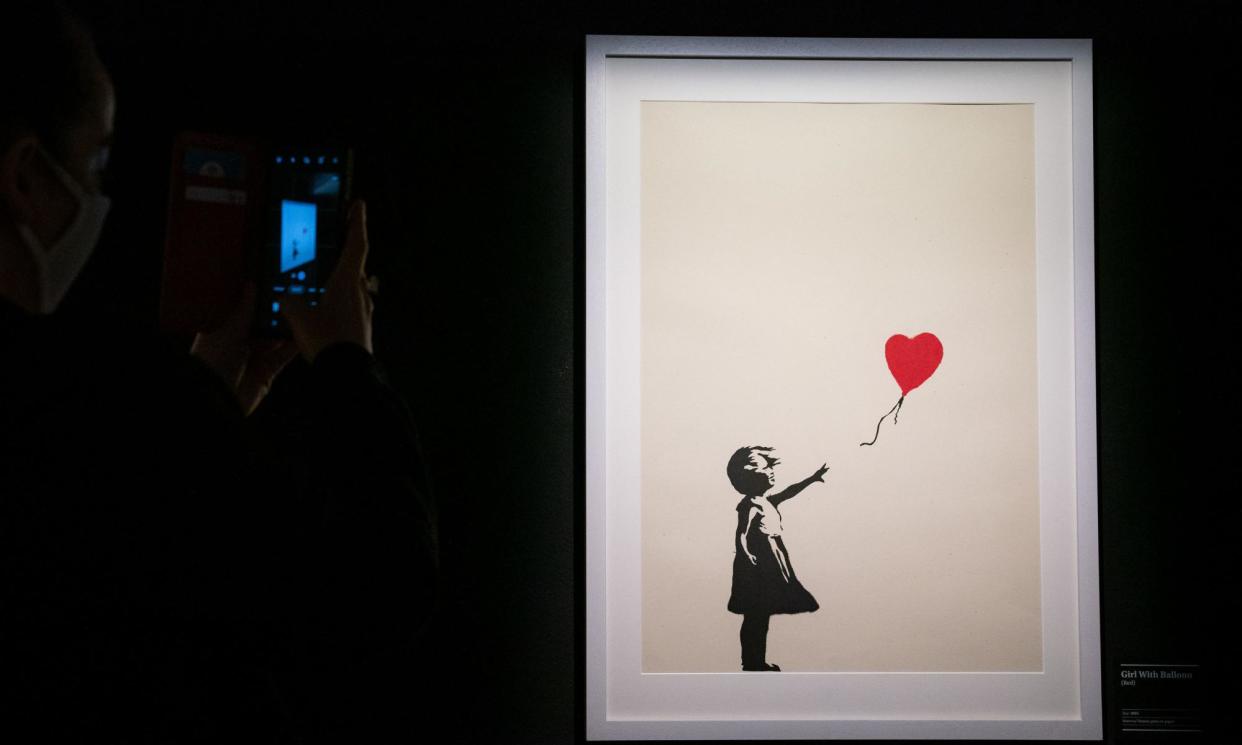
[15,147,111,314]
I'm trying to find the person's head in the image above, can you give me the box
[0,1,114,314]
[726,445,779,497]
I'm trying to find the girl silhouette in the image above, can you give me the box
[726,446,827,671]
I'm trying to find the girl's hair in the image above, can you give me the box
[726,445,779,496]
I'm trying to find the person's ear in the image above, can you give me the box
[0,135,41,225]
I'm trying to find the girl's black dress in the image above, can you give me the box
[727,496,818,616]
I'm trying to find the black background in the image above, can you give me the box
[63,1,1239,742]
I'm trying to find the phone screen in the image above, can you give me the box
[258,149,351,336]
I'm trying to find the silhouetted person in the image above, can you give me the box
[1,3,436,740]
[727,446,827,671]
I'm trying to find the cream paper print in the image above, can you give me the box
[640,102,1041,672]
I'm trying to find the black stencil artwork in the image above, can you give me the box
[726,446,828,672]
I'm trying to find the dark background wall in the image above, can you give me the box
[64,1,1238,742]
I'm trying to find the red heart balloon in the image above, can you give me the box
[885,333,943,396]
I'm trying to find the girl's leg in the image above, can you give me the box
[740,614,771,670]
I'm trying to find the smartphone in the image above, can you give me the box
[255,146,354,337]
[160,134,354,340]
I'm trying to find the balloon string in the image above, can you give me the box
[860,396,904,447]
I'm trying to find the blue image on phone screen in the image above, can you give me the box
[280,199,317,273]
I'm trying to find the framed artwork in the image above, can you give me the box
[585,36,1099,739]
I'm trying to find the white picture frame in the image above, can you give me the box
[585,35,1099,740]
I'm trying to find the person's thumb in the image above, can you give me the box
[279,293,311,323]
[278,294,318,360]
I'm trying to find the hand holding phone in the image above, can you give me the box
[190,281,299,414]
[280,199,374,363]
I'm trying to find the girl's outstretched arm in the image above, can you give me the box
[737,506,760,565]
[769,463,829,506]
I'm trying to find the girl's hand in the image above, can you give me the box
[747,553,758,566]
[811,463,829,482]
